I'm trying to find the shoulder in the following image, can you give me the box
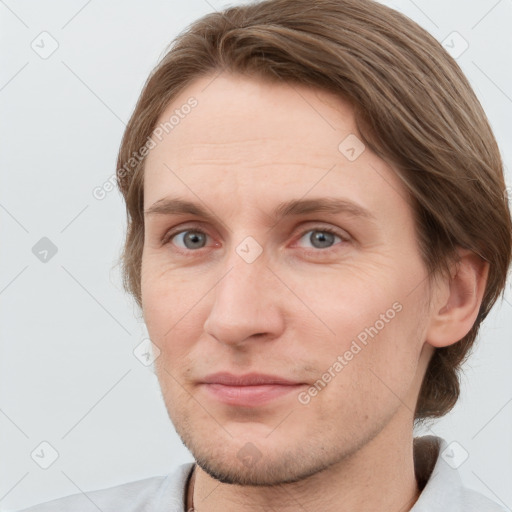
[18,462,195,512]
[19,476,166,512]
[459,486,509,512]
[412,435,507,512]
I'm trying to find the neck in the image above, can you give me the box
[189,423,422,512]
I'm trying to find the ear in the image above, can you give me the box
[425,248,489,348]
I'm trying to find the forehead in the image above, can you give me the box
[147,73,355,163]
[143,73,408,218]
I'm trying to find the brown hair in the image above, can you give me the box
[115,0,512,421]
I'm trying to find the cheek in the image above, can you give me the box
[292,265,425,388]
[303,310,422,435]
[288,264,401,341]
[141,265,203,352]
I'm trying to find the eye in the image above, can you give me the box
[165,229,209,251]
[295,227,347,251]
[162,225,349,256]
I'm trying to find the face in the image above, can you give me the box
[141,73,434,485]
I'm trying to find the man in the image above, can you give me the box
[21,0,511,510]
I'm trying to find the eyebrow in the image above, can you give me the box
[144,197,376,224]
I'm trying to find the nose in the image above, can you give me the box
[203,255,285,348]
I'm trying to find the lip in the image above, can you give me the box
[201,372,301,386]
[199,372,305,407]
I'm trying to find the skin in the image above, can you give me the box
[141,72,489,512]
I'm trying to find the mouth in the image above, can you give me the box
[199,372,307,407]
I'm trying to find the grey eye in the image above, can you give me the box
[173,230,208,250]
[298,230,341,249]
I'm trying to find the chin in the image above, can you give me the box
[177,426,339,486]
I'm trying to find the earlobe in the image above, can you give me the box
[425,248,489,348]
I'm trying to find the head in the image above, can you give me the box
[116,0,511,485]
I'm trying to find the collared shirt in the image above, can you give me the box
[19,436,507,511]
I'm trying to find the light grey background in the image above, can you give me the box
[1,0,511,510]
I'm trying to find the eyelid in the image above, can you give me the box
[163,222,350,244]
[162,222,212,245]
[295,223,350,241]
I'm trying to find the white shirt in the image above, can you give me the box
[18,436,507,511]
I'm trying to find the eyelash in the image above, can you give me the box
[161,224,350,257]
